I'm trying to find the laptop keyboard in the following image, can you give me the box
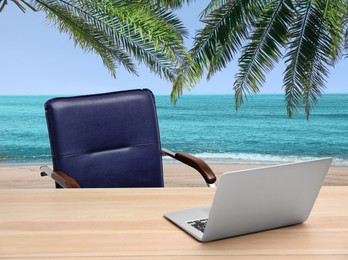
[187,218,208,233]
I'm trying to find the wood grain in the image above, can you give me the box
[0,187,347,259]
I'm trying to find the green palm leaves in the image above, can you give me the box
[3,0,348,118]
[284,0,346,118]
[0,0,35,12]
[173,0,348,118]
[1,0,188,82]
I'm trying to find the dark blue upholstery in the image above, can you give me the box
[45,89,164,188]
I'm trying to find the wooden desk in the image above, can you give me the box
[0,187,347,259]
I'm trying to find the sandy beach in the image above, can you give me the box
[0,163,347,189]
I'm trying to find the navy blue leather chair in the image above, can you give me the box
[41,89,216,188]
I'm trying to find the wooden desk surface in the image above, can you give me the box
[0,187,348,259]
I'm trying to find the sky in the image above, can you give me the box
[0,1,347,96]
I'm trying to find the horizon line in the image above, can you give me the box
[1,92,348,96]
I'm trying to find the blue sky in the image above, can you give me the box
[0,1,347,95]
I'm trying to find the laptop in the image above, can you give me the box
[164,158,332,242]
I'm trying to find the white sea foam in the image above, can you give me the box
[163,152,348,166]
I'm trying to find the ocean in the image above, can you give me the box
[0,94,347,166]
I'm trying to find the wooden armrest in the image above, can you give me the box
[40,166,81,188]
[161,148,217,186]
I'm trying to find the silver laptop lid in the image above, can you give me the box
[202,158,332,241]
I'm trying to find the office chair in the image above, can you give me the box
[40,89,216,188]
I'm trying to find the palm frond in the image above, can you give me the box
[33,0,138,77]
[204,0,265,79]
[0,0,36,12]
[344,9,348,58]
[321,0,347,64]
[301,3,330,119]
[303,0,347,119]
[283,1,313,118]
[200,0,229,18]
[284,0,346,118]
[166,0,348,117]
[171,0,256,103]
[0,0,8,12]
[16,0,36,11]
[144,0,192,10]
[345,28,348,57]
[29,0,187,82]
[171,53,202,103]
[76,0,187,80]
[234,0,294,109]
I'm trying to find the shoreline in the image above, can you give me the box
[0,163,347,189]
[2,155,348,168]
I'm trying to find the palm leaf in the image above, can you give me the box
[284,0,346,118]
[204,0,264,79]
[1,0,36,12]
[33,0,137,77]
[234,0,294,109]
[17,0,36,11]
[168,0,348,118]
[0,0,7,12]
[320,0,346,64]
[29,0,187,81]
[345,28,348,57]
[302,0,346,119]
[171,0,257,103]
[145,0,191,9]
[200,0,230,18]
[283,1,313,117]
[301,2,329,119]
[10,0,26,11]
[76,0,187,80]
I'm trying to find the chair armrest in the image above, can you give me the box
[161,148,216,187]
[40,166,81,188]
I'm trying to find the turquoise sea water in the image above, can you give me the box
[0,94,347,166]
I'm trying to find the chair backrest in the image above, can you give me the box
[44,89,164,188]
